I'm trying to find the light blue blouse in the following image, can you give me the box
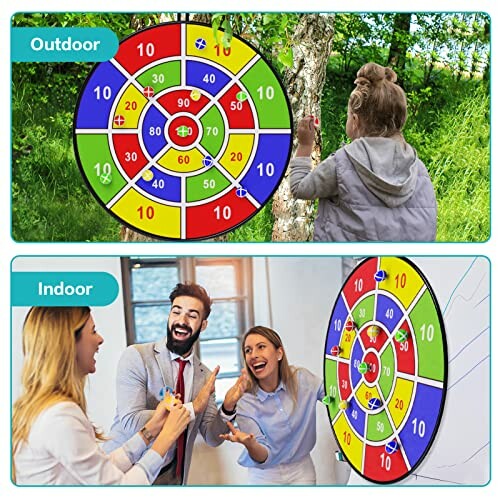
[236,367,325,469]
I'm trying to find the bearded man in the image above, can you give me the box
[104,282,247,484]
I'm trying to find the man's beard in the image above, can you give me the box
[166,323,202,356]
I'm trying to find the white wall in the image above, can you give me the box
[11,256,127,432]
[189,256,348,485]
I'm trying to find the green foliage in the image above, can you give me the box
[210,13,299,72]
[405,85,490,241]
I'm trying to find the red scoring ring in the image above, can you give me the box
[362,350,380,384]
[167,115,199,147]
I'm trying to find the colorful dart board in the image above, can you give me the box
[324,257,447,483]
[73,22,293,240]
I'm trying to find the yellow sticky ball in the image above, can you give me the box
[367,325,381,338]
[142,169,154,181]
[339,400,348,411]
[190,89,201,101]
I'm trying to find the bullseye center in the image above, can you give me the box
[167,115,199,147]
[362,351,380,384]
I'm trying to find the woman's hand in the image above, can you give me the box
[152,403,191,457]
[222,370,248,413]
[219,421,255,447]
[145,390,181,438]
[220,422,269,463]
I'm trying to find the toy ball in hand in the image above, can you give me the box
[159,386,182,410]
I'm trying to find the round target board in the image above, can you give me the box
[73,22,293,240]
[323,257,447,483]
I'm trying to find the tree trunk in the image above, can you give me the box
[271,14,336,241]
[387,14,412,77]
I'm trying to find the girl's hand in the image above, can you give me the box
[297,115,317,146]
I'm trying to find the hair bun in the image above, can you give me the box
[356,62,398,85]
[384,66,397,83]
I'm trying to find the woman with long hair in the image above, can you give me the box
[12,307,190,485]
[220,326,325,484]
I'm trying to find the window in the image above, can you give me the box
[121,257,254,400]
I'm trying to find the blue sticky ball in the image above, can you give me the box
[195,38,207,50]
[202,155,214,167]
[385,440,399,454]
[368,397,382,410]
[374,270,387,282]
[159,385,175,398]
[236,187,248,198]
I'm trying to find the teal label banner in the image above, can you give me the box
[11,27,119,62]
[12,272,119,306]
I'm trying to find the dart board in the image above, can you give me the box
[323,257,447,483]
[73,22,293,240]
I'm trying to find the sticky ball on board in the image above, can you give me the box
[190,89,201,101]
[143,86,155,98]
[113,115,125,127]
[395,328,409,342]
[345,319,355,331]
[368,397,382,410]
[385,440,399,454]
[367,325,381,338]
[339,400,349,411]
[374,270,387,282]
[236,91,248,102]
[358,361,368,374]
[330,345,341,356]
[322,395,334,405]
[99,172,112,185]
[194,38,207,50]
[142,169,154,182]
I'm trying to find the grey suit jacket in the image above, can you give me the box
[103,338,227,484]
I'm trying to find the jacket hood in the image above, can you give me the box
[344,137,419,207]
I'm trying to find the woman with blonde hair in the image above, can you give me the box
[220,326,325,484]
[290,61,437,242]
[12,307,190,485]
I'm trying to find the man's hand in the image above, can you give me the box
[222,370,249,412]
[193,365,220,415]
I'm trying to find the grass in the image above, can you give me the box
[12,82,121,241]
[405,85,490,241]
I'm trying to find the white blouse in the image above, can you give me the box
[14,401,163,485]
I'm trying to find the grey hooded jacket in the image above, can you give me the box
[289,137,437,241]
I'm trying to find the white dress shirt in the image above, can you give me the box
[14,401,163,485]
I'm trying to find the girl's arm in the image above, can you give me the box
[289,116,338,200]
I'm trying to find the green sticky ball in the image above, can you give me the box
[99,173,112,185]
[395,329,409,343]
[358,361,368,374]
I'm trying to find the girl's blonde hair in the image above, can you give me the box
[349,62,407,137]
[241,326,298,406]
[12,307,103,481]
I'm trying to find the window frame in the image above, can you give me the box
[121,256,254,379]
